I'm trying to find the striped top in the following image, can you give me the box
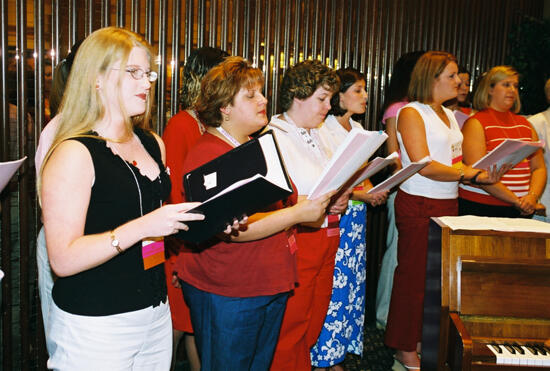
[459,108,534,206]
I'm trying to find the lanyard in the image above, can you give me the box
[216,126,243,147]
[122,160,144,216]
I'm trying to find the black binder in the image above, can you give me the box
[176,130,293,243]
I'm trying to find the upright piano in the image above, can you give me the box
[421,217,550,371]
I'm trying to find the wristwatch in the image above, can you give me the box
[110,230,123,254]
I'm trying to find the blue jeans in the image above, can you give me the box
[181,281,288,371]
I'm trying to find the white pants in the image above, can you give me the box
[37,226,54,355]
[47,299,172,371]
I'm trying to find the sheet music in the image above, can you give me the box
[308,129,387,199]
[472,139,543,171]
[0,157,26,193]
[437,215,550,233]
[351,152,399,188]
[368,156,430,193]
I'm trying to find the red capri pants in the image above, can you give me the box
[270,227,339,371]
[385,190,457,351]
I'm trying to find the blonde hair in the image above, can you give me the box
[473,65,521,113]
[544,78,550,103]
[39,27,156,192]
[408,51,457,104]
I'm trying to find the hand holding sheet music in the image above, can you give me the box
[368,156,431,193]
[472,139,543,171]
[307,129,388,200]
[351,152,399,188]
[177,131,293,243]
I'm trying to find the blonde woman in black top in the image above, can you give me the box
[40,27,203,370]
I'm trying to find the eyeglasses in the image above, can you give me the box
[112,67,158,82]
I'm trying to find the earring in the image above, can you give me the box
[224,114,229,122]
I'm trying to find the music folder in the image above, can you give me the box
[368,156,431,193]
[307,129,388,199]
[176,130,293,243]
[473,139,543,171]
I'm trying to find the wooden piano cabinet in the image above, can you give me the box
[421,218,550,371]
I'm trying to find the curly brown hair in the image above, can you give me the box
[195,56,263,127]
[179,47,229,110]
[279,59,339,112]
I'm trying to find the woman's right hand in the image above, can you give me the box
[141,202,205,237]
[295,191,335,223]
[462,164,512,185]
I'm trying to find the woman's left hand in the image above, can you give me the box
[364,190,389,207]
[328,188,353,215]
[518,194,538,215]
[223,215,248,234]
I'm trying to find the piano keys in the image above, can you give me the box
[486,343,550,367]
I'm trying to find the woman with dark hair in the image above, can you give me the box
[376,50,424,329]
[445,65,473,128]
[459,66,546,217]
[176,56,333,371]
[267,60,350,371]
[310,67,387,370]
[162,46,228,371]
[456,65,473,114]
[385,51,504,369]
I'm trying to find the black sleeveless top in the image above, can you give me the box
[51,127,171,316]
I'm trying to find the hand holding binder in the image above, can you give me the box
[176,131,293,243]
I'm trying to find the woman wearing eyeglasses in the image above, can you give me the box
[40,27,204,370]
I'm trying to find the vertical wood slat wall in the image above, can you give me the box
[0,0,544,369]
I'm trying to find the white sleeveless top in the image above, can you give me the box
[396,102,463,199]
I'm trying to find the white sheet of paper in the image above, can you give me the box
[0,157,26,193]
[368,156,430,193]
[437,215,550,233]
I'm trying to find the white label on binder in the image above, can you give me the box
[203,172,217,190]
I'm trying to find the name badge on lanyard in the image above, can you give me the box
[142,238,165,270]
[451,140,463,169]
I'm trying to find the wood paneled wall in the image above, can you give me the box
[0,0,544,369]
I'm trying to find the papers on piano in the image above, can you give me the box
[0,156,26,193]
[473,138,543,171]
[307,128,387,199]
[367,156,430,194]
[487,343,550,366]
[436,216,550,233]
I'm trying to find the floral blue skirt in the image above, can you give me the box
[310,201,367,366]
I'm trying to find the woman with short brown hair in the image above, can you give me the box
[176,56,333,371]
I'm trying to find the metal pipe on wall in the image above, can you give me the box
[170,0,182,116]
[156,0,168,134]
